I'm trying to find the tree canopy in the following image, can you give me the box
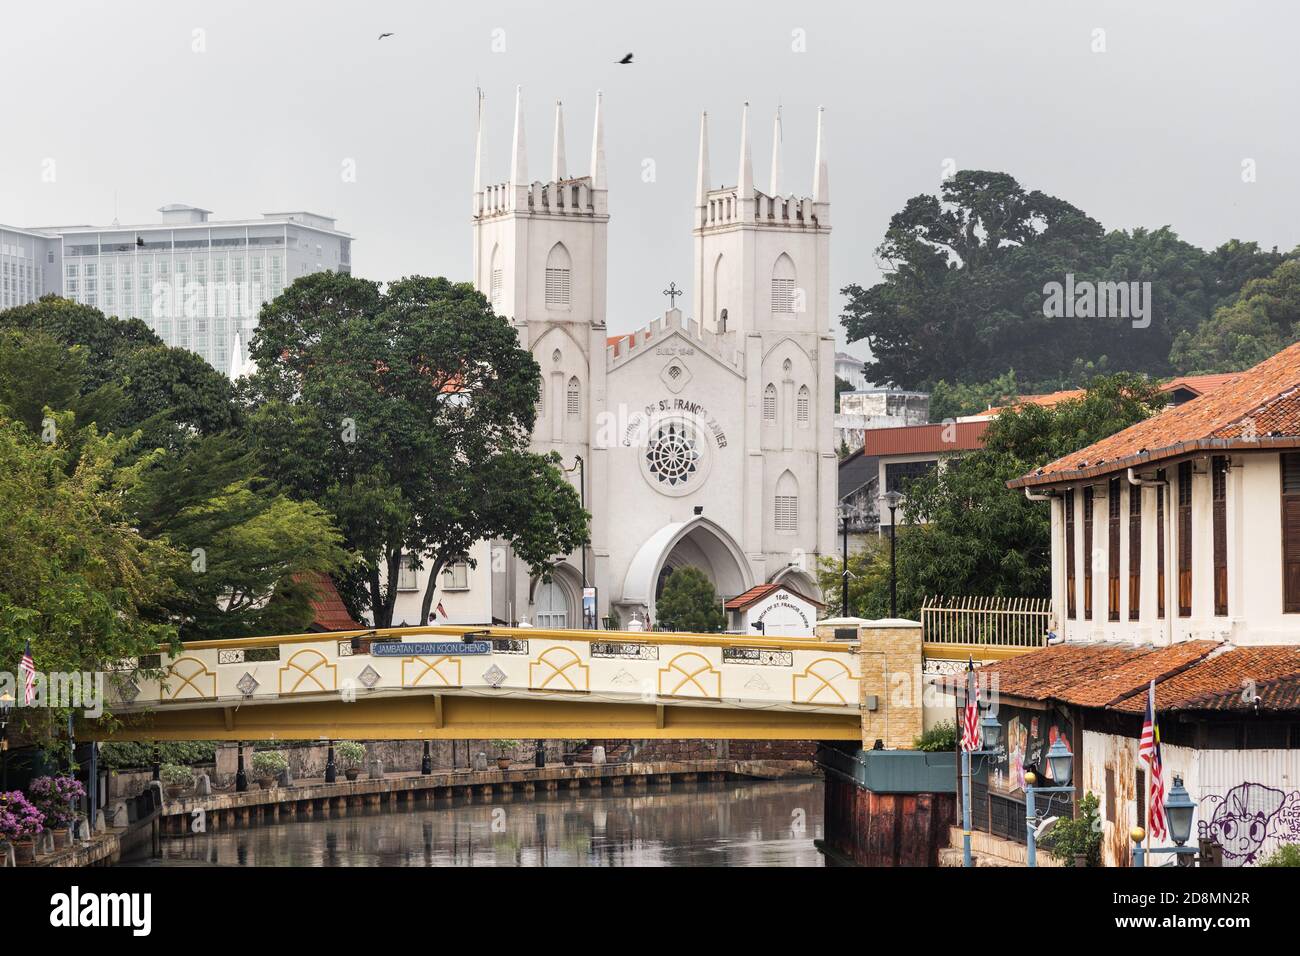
[242,272,589,628]
[843,171,1296,391]
[819,374,1166,618]
[654,566,726,633]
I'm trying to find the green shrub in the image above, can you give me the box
[251,750,288,779]
[99,741,216,770]
[159,763,194,788]
[913,721,957,752]
[1261,843,1300,867]
[1041,792,1102,867]
[493,739,520,757]
[336,741,366,768]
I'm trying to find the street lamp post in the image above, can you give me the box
[235,743,248,793]
[1131,774,1198,866]
[1025,738,1076,867]
[877,490,903,618]
[840,512,850,618]
[325,740,337,784]
[960,688,1002,868]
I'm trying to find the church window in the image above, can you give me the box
[535,580,569,628]
[545,243,572,308]
[775,471,799,533]
[797,385,810,425]
[567,376,581,417]
[490,268,502,305]
[644,421,701,488]
[763,384,777,423]
[772,253,797,314]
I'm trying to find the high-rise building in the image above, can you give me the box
[0,225,60,311]
[3,205,350,376]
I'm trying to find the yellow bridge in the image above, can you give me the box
[94,625,864,742]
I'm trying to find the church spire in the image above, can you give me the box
[695,111,710,207]
[473,88,485,213]
[769,105,782,196]
[510,85,528,187]
[813,105,829,204]
[737,101,753,197]
[590,90,607,189]
[552,99,567,181]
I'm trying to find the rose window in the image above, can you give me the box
[645,422,700,487]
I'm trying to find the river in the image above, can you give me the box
[132,778,827,867]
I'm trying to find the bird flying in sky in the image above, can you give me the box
[618,53,633,64]
[378,32,394,40]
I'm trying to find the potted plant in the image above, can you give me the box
[493,740,519,771]
[158,764,194,801]
[28,775,85,844]
[0,790,45,863]
[252,750,288,789]
[336,741,366,781]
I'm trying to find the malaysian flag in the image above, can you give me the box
[1139,679,1167,840]
[19,641,36,706]
[960,659,981,752]
[428,600,448,623]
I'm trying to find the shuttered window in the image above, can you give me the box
[566,376,581,417]
[1064,490,1076,619]
[796,385,810,425]
[762,383,777,422]
[1108,477,1121,622]
[1213,456,1228,616]
[545,267,571,307]
[771,278,795,314]
[1083,487,1094,620]
[774,495,798,533]
[1129,483,1141,621]
[1156,471,1166,619]
[490,268,503,305]
[1178,461,1193,617]
[1282,454,1300,613]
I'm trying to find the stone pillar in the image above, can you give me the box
[858,618,923,751]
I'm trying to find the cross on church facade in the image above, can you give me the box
[663,281,682,309]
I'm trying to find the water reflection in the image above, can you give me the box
[142,780,826,867]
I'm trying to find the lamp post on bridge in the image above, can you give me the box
[877,490,903,618]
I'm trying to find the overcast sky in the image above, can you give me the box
[3,0,1297,356]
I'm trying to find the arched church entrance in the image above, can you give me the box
[622,516,755,621]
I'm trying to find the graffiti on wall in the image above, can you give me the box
[1198,783,1300,866]
[987,706,1072,796]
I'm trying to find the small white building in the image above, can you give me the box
[724,583,825,638]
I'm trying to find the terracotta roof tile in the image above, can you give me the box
[1109,645,1300,714]
[864,420,989,456]
[295,571,362,632]
[1013,340,1300,487]
[724,582,825,611]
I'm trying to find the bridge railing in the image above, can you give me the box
[104,624,864,718]
[920,595,1051,650]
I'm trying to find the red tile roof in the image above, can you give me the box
[296,571,363,632]
[984,375,1231,418]
[607,331,652,356]
[967,641,1217,706]
[1012,340,1300,488]
[1108,645,1300,714]
[724,582,825,611]
[968,641,1300,715]
[864,420,989,457]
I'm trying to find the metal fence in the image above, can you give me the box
[920,595,1051,649]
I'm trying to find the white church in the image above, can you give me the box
[386,88,837,632]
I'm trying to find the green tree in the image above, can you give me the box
[827,374,1165,619]
[927,371,1022,422]
[0,414,178,748]
[1171,258,1300,373]
[244,272,589,628]
[841,171,1296,390]
[0,296,160,391]
[654,566,726,633]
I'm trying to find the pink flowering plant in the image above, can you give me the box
[28,775,85,829]
[0,790,46,841]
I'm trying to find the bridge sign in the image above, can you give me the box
[370,641,492,657]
